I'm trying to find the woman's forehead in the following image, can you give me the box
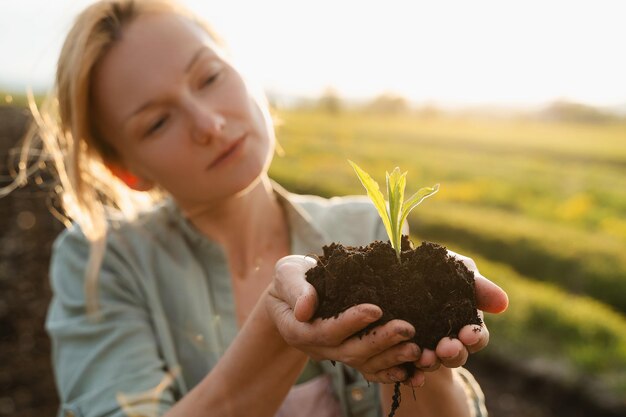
[91,13,221,123]
[115,13,218,64]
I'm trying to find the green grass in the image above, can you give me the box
[270,108,626,401]
[454,248,626,398]
[271,109,626,312]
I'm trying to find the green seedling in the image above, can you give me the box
[348,160,439,262]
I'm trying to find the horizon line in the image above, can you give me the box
[1,82,625,113]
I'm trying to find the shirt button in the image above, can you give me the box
[351,387,364,402]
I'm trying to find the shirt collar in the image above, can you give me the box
[271,181,328,256]
[163,182,328,257]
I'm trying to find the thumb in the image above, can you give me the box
[274,255,319,322]
[474,273,509,314]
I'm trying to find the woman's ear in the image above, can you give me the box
[106,163,154,192]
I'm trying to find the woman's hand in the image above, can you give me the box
[266,252,508,386]
[412,251,509,381]
[266,255,421,384]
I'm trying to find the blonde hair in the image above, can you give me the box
[4,0,226,315]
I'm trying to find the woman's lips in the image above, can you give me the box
[207,135,246,169]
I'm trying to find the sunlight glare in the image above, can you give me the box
[1,0,624,107]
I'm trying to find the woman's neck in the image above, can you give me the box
[184,176,289,273]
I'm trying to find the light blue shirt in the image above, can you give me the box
[46,184,486,417]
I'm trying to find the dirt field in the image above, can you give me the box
[1,104,624,417]
[0,105,61,416]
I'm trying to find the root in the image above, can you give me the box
[387,382,402,417]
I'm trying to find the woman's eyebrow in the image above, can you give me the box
[124,46,210,123]
[185,46,210,73]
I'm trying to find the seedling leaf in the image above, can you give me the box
[349,160,439,262]
[386,167,407,258]
[400,184,440,230]
[348,160,393,241]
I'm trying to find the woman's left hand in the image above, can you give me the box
[412,250,508,376]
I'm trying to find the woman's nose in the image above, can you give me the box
[188,100,226,144]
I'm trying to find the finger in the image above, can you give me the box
[274,255,319,321]
[404,369,426,388]
[306,303,383,347]
[447,250,477,271]
[473,273,509,314]
[337,319,415,366]
[416,348,440,371]
[358,342,420,375]
[294,287,318,322]
[370,365,413,384]
[270,304,380,353]
[458,315,490,354]
[447,251,509,314]
[435,337,468,368]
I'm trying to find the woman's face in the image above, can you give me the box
[92,12,275,210]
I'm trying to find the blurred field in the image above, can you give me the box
[269,108,626,407]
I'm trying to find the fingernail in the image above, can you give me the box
[400,344,420,361]
[467,330,482,347]
[361,305,381,320]
[441,349,461,360]
[397,327,414,338]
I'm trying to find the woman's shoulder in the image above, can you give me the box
[281,189,387,245]
[49,200,191,307]
[53,199,184,260]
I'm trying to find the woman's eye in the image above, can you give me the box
[145,115,168,136]
[201,72,219,88]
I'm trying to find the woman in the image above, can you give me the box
[15,1,508,416]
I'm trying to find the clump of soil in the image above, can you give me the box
[306,235,482,353]
[306,236,482,415]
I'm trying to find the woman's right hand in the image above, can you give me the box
[266,255,423,384]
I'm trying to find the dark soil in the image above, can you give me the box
[306,236,482,352]
[306,236,482,415]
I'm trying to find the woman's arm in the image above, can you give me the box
[164,286,309,417]
[170,256,417,416]
[50,231,407,417]
[380,368,472,417]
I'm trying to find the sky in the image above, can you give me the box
[0,0,625,108]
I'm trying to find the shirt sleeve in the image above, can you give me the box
[455,367,489,417]
[46,228,177,417]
